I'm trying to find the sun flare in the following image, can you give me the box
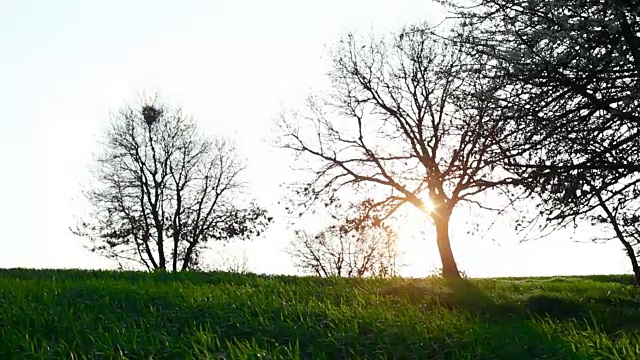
[420,198,436,213]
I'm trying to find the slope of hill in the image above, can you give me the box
[0,269,638,359]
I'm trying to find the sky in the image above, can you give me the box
[0,0,632,277]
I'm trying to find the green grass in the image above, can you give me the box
[0,269,639,359]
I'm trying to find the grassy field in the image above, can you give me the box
[0,270,639,359]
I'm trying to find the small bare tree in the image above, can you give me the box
[288,213,401,277]
[278,26,522,278]
[215,248,251,274]
[73,96,271,271]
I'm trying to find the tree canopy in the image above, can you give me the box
[278,26,524,278]
[443,0,640,282]
[73,98,271,271]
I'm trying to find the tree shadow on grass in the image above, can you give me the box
[379,278,640,327]
[377,278,614,359]
[379,278,587,317]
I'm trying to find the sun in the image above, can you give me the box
[421,196,436,214]
[420,198,436,213]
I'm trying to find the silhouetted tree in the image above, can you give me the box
[278,26,523,278]
[444,0,640,283]
[288,205,401,277]
[73,97,271,271]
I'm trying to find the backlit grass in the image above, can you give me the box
[0,269,639,359]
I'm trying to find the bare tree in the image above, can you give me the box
[444,0,640,283]
[215,248,251,274]
[278,26,522,278]
[288,211,401,277]
[73,97,271,271]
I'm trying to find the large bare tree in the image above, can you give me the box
[444,0,640,283]
[73,97,271,271]
[278,26,522,278]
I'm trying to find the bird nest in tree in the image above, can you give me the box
[142,105,163,125]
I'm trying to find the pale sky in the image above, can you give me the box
[0,0,632,277]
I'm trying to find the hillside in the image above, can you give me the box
[0,269,638,359]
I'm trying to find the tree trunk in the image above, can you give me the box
[181,241,197,271]
[432,211,461,279]
[621,240,640,286]
[172,235,179,272]
[155,222,166,271]
[593,190,640,285]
